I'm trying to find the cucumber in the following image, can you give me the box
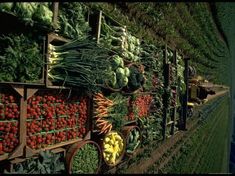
[131,129,136,142]
[127,149,133,154]
[129,132,134,143]
[133,140,141,151]
[135,130,140,140]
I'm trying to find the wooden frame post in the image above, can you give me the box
[52,2,59,29]
[9,85,25,159]
[170,49,177,135]
[181,57,190,130]
[162,44,168,140]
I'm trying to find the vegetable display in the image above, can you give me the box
[93,93,113,135]
[31,3,53,27]
[0,34,43,83]
[125,64,145,92]
[177,54,186,94]
[102,131,125,166]
[93,93,129,134]
[58,2,90,39]
[26,90,88,149]
[0,2,53,28]
[71,143,100,174]
[140,42,164,92]
[138,115,162,144]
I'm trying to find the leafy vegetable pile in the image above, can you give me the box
[0,2,53,28]
[100,17,142,63]
[58,2,91,39]
[107,55,130,89]
[0,33,43,83]
[72,143,100,174]
[125,64,145,92]
[138,115,162,145]
[4,150,65,174]
[176,54,186,94]
[140,42,164,91]
[0,3,13,13]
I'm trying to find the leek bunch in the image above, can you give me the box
[48,37,114,91]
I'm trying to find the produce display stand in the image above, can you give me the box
[181,57,190,130]
[162,45,187,139]
[0,2,191,174]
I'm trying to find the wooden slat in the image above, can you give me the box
[11,85,24,97]
[37,138,83,152]
[26,88,38,100]
[96,11,102,44]
[51,147,66,155]
[0,153,9,161]
[8,144,24,160]
[52,2,59,29]
[167,121,174,125]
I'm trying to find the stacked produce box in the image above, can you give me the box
[26,90,89,150]
[0,87,20,156]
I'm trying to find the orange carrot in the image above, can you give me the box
[102,123,112,133]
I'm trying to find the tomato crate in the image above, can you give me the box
[0,84,21,161]
[25,88,92,155]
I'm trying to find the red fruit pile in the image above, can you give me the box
[0,121,19,154]
[26,90,89,149]
[131,94,153,118]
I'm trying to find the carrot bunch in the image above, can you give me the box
[93,93,113,134]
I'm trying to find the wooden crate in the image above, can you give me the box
[0,84,92,162]
[0,3,60,86]
[0,84,24,161]
[24,88,92,158]
[45,32,70,89]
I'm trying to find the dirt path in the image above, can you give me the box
[191,104,225,173]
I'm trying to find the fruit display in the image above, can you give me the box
[26,90,89,149]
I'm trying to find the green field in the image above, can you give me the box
[156,95,230,173]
